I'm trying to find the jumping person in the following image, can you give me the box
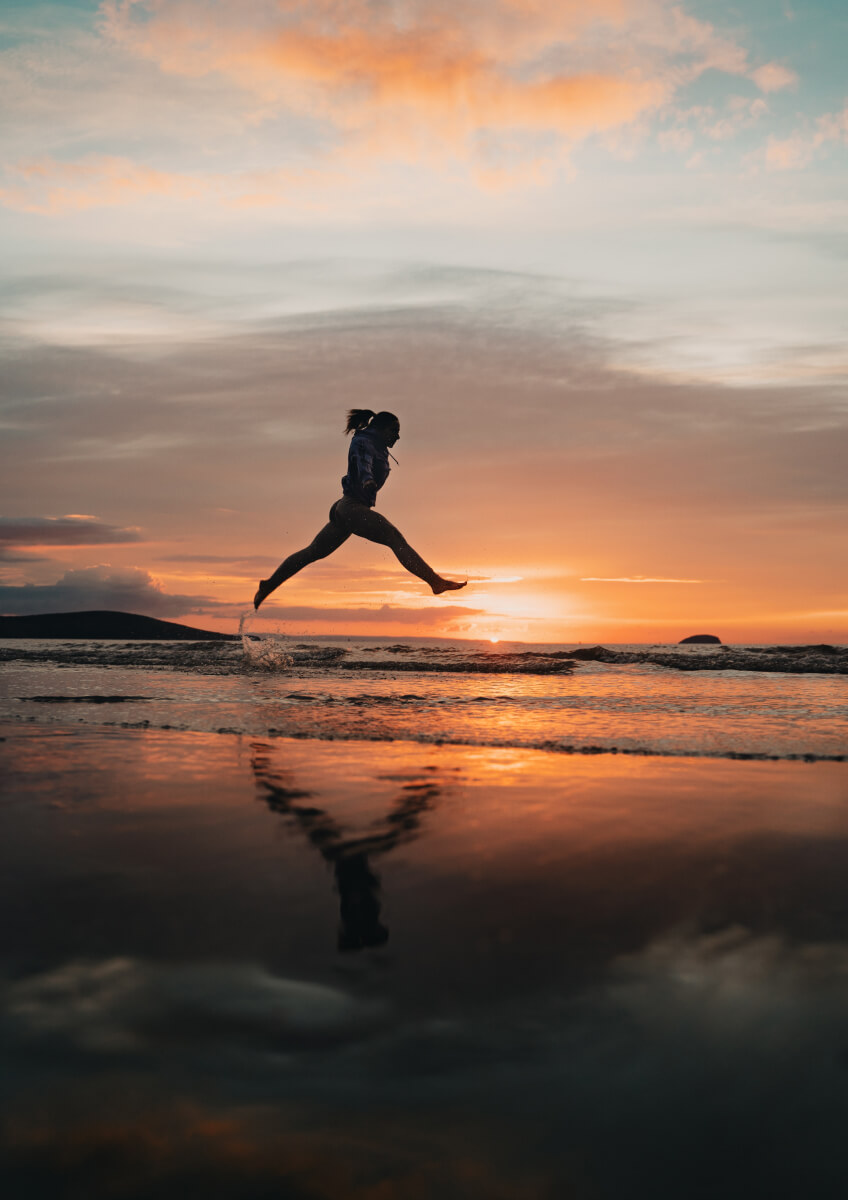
[253,410,466,609]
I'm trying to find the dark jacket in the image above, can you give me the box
[341,428,391,507]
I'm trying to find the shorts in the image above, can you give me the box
[329,496,372,527]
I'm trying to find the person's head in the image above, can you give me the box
[344,409,400,446]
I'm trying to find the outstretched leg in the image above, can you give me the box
[255,521,350,609]
[338,501,466,595]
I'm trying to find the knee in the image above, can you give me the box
[385,530,408,553]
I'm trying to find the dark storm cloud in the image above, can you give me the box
[0,565,221,617]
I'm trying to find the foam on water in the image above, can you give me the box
[238,611,294,671]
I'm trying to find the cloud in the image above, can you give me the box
[1,262,845,638]
[257,603,483,625]
[658,95,769,152]
[658,127,694,153]
[764,132,815,170]
[96,0,671,141]
[0,0,777,215]
[0,516,142,567]
[94,0,774,139]
[0,549,48,564]
[580,577,706,584]
[0,565,221,617]
[158,554,278,566]
[0,515,142,546]
[0,155,203,216]
[750,62,798,93]
[5,957,385,1054]
[0,155,335,216]
[764,101,848,170]
[2,269,847,526]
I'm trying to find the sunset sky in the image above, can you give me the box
[1,0,846,642]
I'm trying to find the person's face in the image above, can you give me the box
[383,421,400,447]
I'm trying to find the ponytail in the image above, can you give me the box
[344,408,376,434]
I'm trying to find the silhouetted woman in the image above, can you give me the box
[254,410,466,609]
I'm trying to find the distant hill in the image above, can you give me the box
[0,610,237,640]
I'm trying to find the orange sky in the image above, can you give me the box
[1,1,846,642]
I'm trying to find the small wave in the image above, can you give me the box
[568,645,848,675]
[338,658,575,675]
[20,695,150,704]
[3,638,846,676]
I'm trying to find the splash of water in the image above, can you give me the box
[238,611,293,671]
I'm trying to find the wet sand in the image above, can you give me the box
[3,723,848,1198]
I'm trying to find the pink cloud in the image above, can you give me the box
[764,102,848,171]
[751,62,798,94]
[0,2,805,213]
[0,155,337,215]
[0,155,203,214]
[96,0,757,156]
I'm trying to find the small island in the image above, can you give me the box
[679,634,722,644]
[0,610,236,640]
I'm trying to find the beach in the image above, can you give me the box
[2,634,847,1197]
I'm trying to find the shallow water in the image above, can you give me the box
[1,635,847,759]
[2,634,847,1197]
[3,726,848,1198]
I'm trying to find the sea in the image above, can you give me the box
[2,631,847,1198]
[2,630,846,759]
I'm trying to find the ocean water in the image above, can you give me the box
[1,630,846,759]
[2,631,848,1197]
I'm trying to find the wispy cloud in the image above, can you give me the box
[158,554,278,566]
[0,515,142,546]
[764,101,848,170]
[750,62,797,93]
[0,155,337,216]
[256,603,483,625]
[1,263,845,638]
[581,577,706,584]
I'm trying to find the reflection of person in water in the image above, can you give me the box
[250,743,442,951]
[254,409,466,609]
[334,855,387,952]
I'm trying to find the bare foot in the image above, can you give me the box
[254,581,269,610]
[431,578,467,595]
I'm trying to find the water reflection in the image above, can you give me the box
[250,741,442,951]
[4,726,848,1198]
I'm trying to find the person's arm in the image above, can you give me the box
[350,438,378,504]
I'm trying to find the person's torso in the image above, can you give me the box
[341,429,391,506]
